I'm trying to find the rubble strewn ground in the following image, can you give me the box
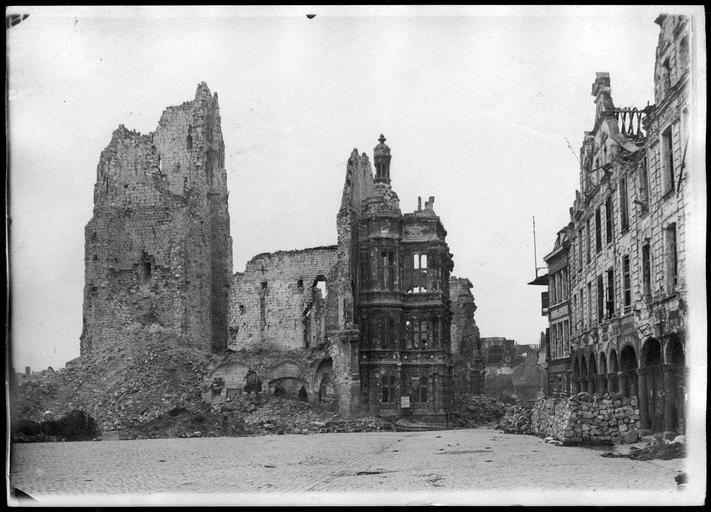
[493,403,534,434]
[450,393,507,428]
[11,328,211,435]
[9,330,396,442]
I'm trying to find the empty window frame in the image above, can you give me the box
[665,223,678,292]
[378,250,395,290]
[381,375,397,404]
[605,268,615,318]
[605,196,614,244]
[619,176,629,231]
[597,275,604,323]
[639,155,650,213]
[595,208,602,252]
[661,127,675,195]
[623,255,631,311]
[642,242,652,298]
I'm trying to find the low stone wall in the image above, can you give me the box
[531,392,641,444]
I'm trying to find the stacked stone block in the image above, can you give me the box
[530,392,641,444]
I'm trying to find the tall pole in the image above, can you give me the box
[533,216,539,277]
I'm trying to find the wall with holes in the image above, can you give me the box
[81,83,232,356]
[228,246,339,350]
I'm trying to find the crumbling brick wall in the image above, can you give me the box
[449,276,485,394]
[228,247,339,351]
[81,83,232,356]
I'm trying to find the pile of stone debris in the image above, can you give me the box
[493,403,534,434]
[450,394,508,428]
[601,434,687,461]
[116,397,393,439]
[10,329,211,435]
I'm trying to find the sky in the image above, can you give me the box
[6,5,699,371]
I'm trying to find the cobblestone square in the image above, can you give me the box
[9,428,693,506]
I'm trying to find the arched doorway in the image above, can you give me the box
[608,349,619,393]
[665,335,686,432]
[642,338,663,431]
[572,358,581,394]
[619,345,637,398]
[599,352,608,393]
[314,358,337,408]
[588,355,598,394]
[580,355,588,394]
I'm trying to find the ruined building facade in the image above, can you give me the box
[449,277,485,395]
[538,15,692,433]
[207,136,474,424]
[81,83,233,355]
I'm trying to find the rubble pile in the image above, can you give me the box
[450,394,507,428]
[601,435,687,461]
[494,403,534,434]
[628,435,686,461]
[11,329,211,433]
[12,410,100,443]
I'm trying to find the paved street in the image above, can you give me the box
[10,428,693,506]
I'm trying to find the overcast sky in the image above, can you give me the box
[7,5,700,371]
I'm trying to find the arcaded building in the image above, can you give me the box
[540,14,693,433]
[207,136,466,424]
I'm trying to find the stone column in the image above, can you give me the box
[662,364,674,432]
[637,368,650,430]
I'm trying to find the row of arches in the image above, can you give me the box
[569,336,686,432]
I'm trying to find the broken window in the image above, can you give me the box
[297,279,303,290]
[665,223,678,292]
[431,316,440,347]
[378,250,395,290]
[383,317,395,348]
[661,127,675,195]
[623,255,631,311]
[381,375,396,404]
[597,274,604,323]
[578,228,584,271]
[404,319,413,349]
[642,242,652,298]
[619,176,629,232]
[411,318,428,349]
[605,268,615,318]
[638,155,650,213]
[409,253,428,293]
[587,282,592,327]
[412,376,428,403]
[605,196,613,244]
[586,217,592,263]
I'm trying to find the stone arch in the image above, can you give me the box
[572,358,581,394]
[641,337,662,368]
[640,337,664,430]
[269,376,308,399]
[599,351,608,393]
[664,335,685,366]
[314,358,337,406]
[619,344,638,398]
[588,354,598,394]
[664,334,686,432]
[608,348,619,393]
[608,348,619,372]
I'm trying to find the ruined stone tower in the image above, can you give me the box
[80,83,232,356]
